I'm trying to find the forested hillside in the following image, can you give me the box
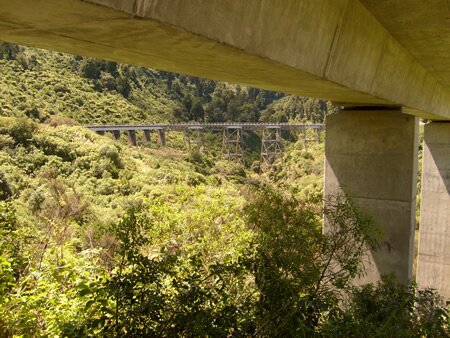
[0,43,330,125]
[0,43,448,336]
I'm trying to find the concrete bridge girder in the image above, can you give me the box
[0,0,448,119]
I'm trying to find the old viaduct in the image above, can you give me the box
[87,122,323,165]
[1,0,449,299]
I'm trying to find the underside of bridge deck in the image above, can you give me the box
[0,0,449,119]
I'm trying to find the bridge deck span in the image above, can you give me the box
[85,123,324,132]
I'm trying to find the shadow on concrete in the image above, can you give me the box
[324,110,418,284]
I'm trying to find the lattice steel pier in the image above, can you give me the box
[222,126,244,162]
[261,126,284,169]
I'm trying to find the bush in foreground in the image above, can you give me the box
[0,188,448,337]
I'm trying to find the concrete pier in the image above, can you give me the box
[144,130,152,143]
[127,130,137,146]
[157,129,166,146]
[417,122,450,300]
[112,130,121,140]
[325,109,419,283]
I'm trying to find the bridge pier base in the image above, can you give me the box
[324,108,419,284]
[127,130,137,146]
[417,122,450,300]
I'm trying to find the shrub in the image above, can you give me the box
[0,42,20,60]
[24,106,42,120]
[80,59,103,79]
[244,188,377,336]
[84,208,254,337]
[0,173,12,200]
[6,118,36,145]
[185,172,206,186]
[45,115,80,127]
[185,150,213,175]
[322,276,450,337]
[98,144,122,169]
[99,71,116,91]
[213,160,246,179]
[115,76,131,98]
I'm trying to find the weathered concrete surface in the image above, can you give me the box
[157,129,166,146]
[112,130,121,140]
[325,110,419,283]
[127,130,137,146]
[144,130,152,143]
[417,122,450,300]
[0,0,449,119]
[360,0,450,88]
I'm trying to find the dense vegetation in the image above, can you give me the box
[0,43,448,336]
[0,42,330,125]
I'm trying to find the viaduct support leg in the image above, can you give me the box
[127,130,137,146]
[157,129,166,146]
[112,130,121,140]
[417,122,450,300]
[324,109,418,284]
[96,130,105,136]
[144,130,152,143]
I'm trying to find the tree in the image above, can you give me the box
[322,275,450,337]
[0,173,12,201]
[244,188,379,336]
[0,42,20,60]
[86,208,254,337]
[245,187,448,337]
[115,76,131,98]
[190,99,204,121]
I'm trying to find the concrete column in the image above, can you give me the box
[157,129,166,146]
[96,130,105,136]
[325,109,419,284]
[143,130,152,143]
[112,130,121,140]
[127,130,137,146]
[417,122,450,300]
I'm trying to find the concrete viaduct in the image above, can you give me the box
[1,1,449,298]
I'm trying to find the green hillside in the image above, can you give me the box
[0,43,329,336]
[0,42,330,125]
[0,116,252,334]
[0,43,447,337]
